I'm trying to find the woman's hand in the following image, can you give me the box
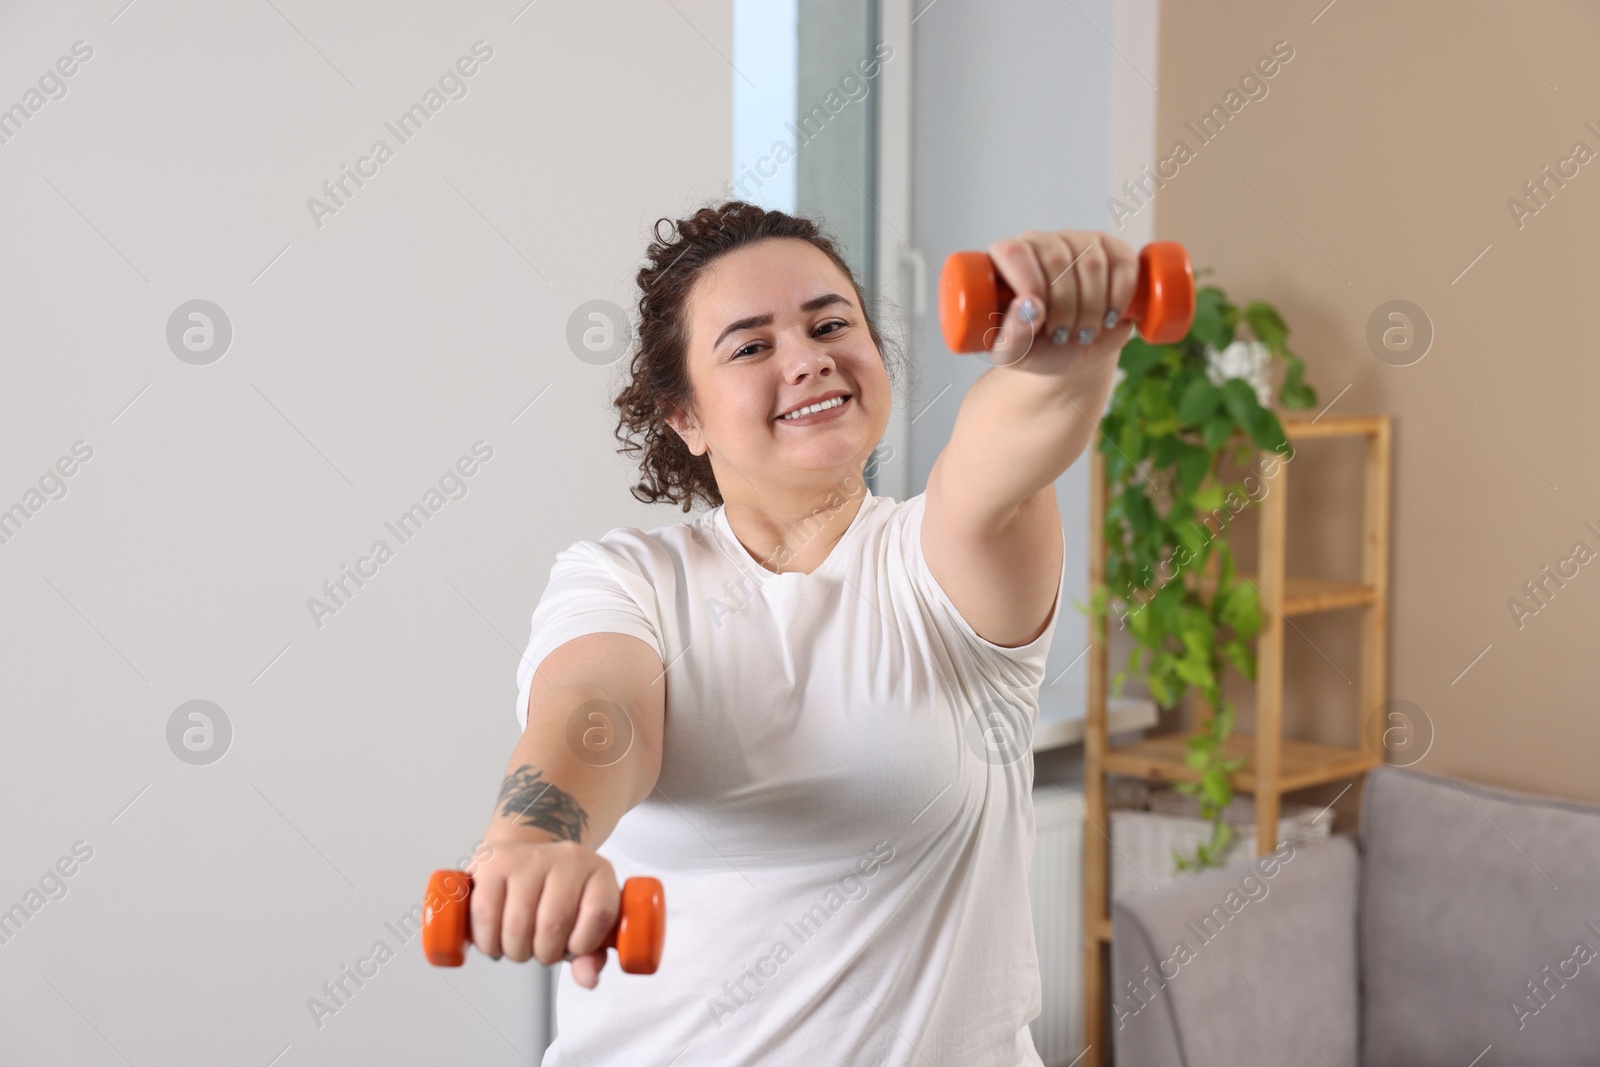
[470,836,620,988]
[983,229,1141,383]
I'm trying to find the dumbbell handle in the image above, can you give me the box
[421,869,665,974]
[939,240,1195,352]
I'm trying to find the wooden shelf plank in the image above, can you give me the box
[1281,413,1387,440]
[1275,575,1377,615]
[1215,413,1384,444]
[1102,732,1380,793]
[1197,574,1377,616]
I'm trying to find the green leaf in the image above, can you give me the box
[1121,484,1153,531]
[1147,673,1172,706]
[1277,346,1317,410]
[1174,653,1213,688]
[1119,338,1165,380]
[1219,378,1262,433]
[1125,603,1148,640]
[1191,485,1225,513]
[1217,582,1262,642]
[1281,381,1316,409]
[1221,638,1255,680]
[1189,286,1233,350]
[1177,519,1211,559]
[1241,301,1287,350]
[1214,702,1237,738]
[1219,379,1288,452]
[1177,377,1222,426]
[1177,444,1211,495]
[1118,418,1146,463]
[1139,378,1180,437]
[1254,409,1289,454]
[1202,414,1235,451]
[1153,579,1185,619]
[1201,768,1231,808]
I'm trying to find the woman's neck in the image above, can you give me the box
[721,486,869,575]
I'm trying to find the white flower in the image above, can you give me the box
[1204,339,1273,409]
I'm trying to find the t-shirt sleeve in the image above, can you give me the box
[513,536,664,732]
[897,491,1065,693]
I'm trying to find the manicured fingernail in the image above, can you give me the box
[1018,298,1039,323]
[1077,327,1095,345]
[1103,308,1120,328]
[1051,326,1069,346]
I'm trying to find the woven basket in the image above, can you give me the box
[1109,786,1332,901]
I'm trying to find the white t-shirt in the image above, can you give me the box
[513,482,1064,1066]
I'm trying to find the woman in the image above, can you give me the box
[471,200,1139,1065]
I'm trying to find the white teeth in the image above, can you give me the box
[780,396,846,420]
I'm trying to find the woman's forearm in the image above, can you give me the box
[483,683,659,850]
[934,352,1120,531]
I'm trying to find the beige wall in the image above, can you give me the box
[1150,2,1600,804]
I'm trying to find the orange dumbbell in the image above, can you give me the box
[939,240,1195,352]
[421,869,666,974]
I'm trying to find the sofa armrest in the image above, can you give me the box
[1110,835,1361,1067]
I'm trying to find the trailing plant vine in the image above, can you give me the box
[1084,270,1317,871]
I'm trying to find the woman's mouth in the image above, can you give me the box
[775,395,851,425]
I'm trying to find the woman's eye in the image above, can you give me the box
[733,321,846,358]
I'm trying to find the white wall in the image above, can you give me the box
[0,1,729,1062]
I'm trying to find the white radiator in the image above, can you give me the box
[1029,785,1086,1066]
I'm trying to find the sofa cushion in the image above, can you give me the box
[1360,766,1600,1066]
[1112,835,1361,1067]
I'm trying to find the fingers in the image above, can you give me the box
[499,866,545,963]
[564,862,621,959]
[463,839,621,978]
[533,847,617,967]
[1101,234,1141,335]
[989,230,1143,352]
[568,950,608,990]
[1023,231,1079,347]
[470,871,509,959]
[984,236,1047,365]
[1058,234,1108,346]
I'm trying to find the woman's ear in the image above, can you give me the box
[664,404,707,457]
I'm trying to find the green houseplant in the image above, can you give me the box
[1083,272,1318,871]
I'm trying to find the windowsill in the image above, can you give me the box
[1031,696,1159,753]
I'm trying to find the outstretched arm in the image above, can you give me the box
[923,230,1139,648]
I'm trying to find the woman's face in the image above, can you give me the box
[670,237,891,500]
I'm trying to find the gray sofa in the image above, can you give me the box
[1110,765,1600,1066]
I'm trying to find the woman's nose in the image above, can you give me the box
[783,335,835,378]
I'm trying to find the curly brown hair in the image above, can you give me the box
[613,200,912,514]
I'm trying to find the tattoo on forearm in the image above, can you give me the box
[497,764,589,842]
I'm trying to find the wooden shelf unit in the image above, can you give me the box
[1079,413,1392,1066]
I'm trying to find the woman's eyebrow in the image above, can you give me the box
[713,292,854,351]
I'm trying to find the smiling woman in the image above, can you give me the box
[481,199,1099,1067]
